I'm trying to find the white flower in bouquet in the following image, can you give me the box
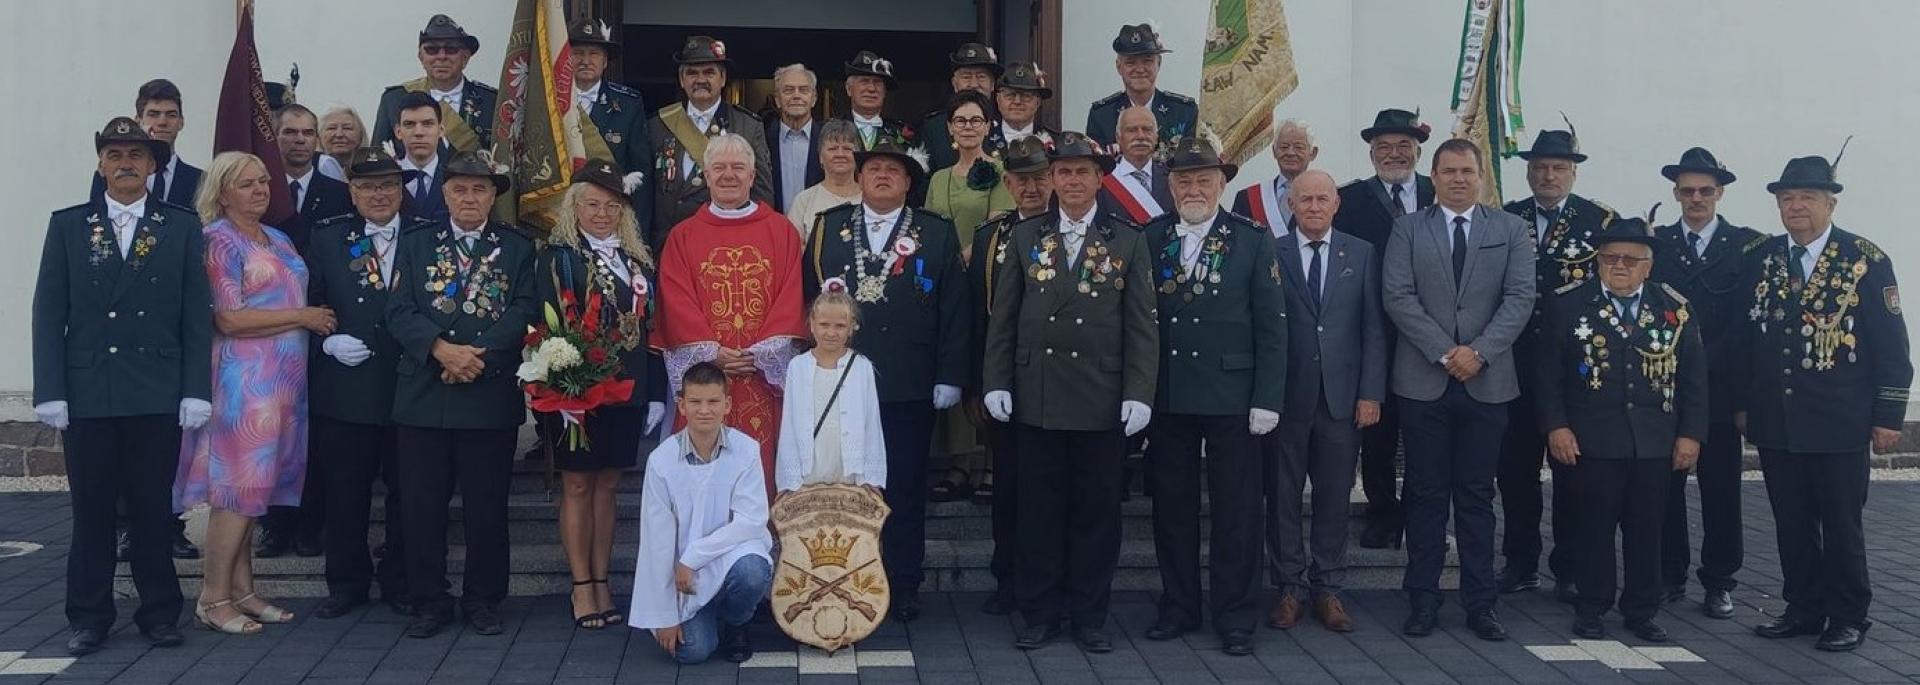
[515,355,550,383]
[539,337,583,370]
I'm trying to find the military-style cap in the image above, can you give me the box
[573,158,640,198]
[845,50,898,89]
[1767,156,1843,195]
[1516,129,1587,163]
[1003,136,1052,175]
[1661,147,1735,185]
[1589,217,1657,248]
[569,18,618,50]
[1360,108,1430,143]
[346,144,421,183]
[674,36,732,66]
[997,62,1053,99]
[853,136,927,186]
[1164,136,1238,182]
[419,14,479,53]
[949,42,1003,76]
[265,82,295,112]
[1047,131,1117,172]
[94,116,170,162]
[440,149,511,195]
[1112,23,1170,56]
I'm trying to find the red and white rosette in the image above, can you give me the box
[821,276,848,294]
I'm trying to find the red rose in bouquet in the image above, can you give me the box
[518,288,636,449]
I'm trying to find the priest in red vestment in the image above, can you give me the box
[652,132,807,490]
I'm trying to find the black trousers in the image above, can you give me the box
[65,415,183,631]
[1759,448,1873,629]
[880,401,935,593]
[1571,458,1671,622]
[1360,327,1403,526]
[1016,424,1125,629]
[1149,413,1263,634]
[1497,394,1577,580]
[262,429,327,544]
[1266,397,1361,599]
[396,426,515,615]
[315,417,406,600]
[1399,382,1506,612]
[986,418,1020,590]
[1661,420,1743,592]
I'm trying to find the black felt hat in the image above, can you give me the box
[673,36,732,66]
[1164,136,1238,183]
[440,149,511,195]
[1112,23,1170,56]
[1003,135,1052,174]
[845,50,898,89]
[1047,131,1117,173]
[419,14,479,53]
[1516,129,1587,163]
[569,18,619,50]
[1590,218,1657,249]
[997,62,1053,99]
[853,136,927,187]
[949,43,1003,76]
[1661,147,1735,185]
[1360,108,1430,143]
[345,144,422,183]
[93,116,170,163]
[1766,156,1844,194]
[573,158,643,198]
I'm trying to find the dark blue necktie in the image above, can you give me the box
[1790,245,1810,285]
[1451,216,1468,287]
[1687,232,1702,258]
[1307,240,1325,310]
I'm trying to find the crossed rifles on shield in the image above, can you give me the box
[779,557,880,623]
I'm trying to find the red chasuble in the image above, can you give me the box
[652,202,807,489]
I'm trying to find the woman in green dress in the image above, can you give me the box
[921,91,1012,503]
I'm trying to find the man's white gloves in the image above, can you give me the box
[33,401,68,431]
[932,384,962,410]
[1250,408,1280,436]
[322,334,373,366]
[646,402,666,434]
[1121,401,1152,437]
[985,391,1013,422]
[179,399,213,430]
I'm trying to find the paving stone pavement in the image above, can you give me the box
[1,481,1919,683]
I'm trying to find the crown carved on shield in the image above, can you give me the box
[802,529,856,568]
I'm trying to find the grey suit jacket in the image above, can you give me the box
[1275,229,1386,419]
[1381,204,1536,403]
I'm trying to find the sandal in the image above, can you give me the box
[234,592,295,624]
[571,580,606,630]
[594,579,625,625]
[196,599,262,635]
[971,471,995,505]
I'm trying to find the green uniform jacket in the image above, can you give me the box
[1085,89,1197,148]
[1143,211,1286,416]
[386,220,538,430]
[967,210,1029,393]
[306,212,427,425]
[805,204,970,403]
[1651,217,1770,422]
[1534,280,1708,460]
[372,78,498,153]
[586,81,656,232]
[1504,193,1616,340]
[644,103,774,248]
[33,199,212,418]
[983,211,1158,431]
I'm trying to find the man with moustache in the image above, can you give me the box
[988,62,1058,157]
[765,64,822,213]
[1098,106,1174,226]
[1650,147,1766,619]
[646,36,773,247]
[805,138,968,622]
[1334,108,1434,550]
[570,18,653,221]
[373,14,496,154]
[839,50,913,151]
[1498,126,1617,601]
[1233,119,1318,234]
[90,79,203,214]
[1086,23,1197,147]
[1139,138,1285,655]
[307,146,421,618]
[967,136,1053,615]
[391,93,451,222]
[923,43,1002,172]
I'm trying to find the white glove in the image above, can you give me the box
[33,401,69,431]
[984,390,1013,422]
[645,401,666,434]
[1121,400,1152,437]
[1250,408,1280,436]
[932,384,962,410]
[322,334,373,367]
[179,398,213,430]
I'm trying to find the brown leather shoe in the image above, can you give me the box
[1315,596,1355,633]
[1268,594,1302,630]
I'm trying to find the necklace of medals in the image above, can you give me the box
[842,208,914,304]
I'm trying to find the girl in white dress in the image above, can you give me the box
[774,290,887,496]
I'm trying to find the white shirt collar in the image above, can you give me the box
[1441,204,1473,227]
[160,155,179,181]
[288,167,315,189]
[577,80,602,103]
[1535,196,1566,213]
[862,204,903,230]
[851,112,885,128]
[1058,206,1096,232]
[709,200,758,219]
[365,215,401,238]
[400,154,439,178]
[450,220,485,240]
[428,79,466,104]
[105,193,147,221]
[1684,215,1719,238]
[1114,157,1152,178]
[1796,224,1834,259]
[1295,228,1332,249]
[1605,284,1646,301]
[782,118,812,136]
[1176,212,1215,237]
[585,232,622,253]
[686,101,720,125]
[1001,120,1035,140]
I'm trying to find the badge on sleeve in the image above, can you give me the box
[1886,285,1902,315]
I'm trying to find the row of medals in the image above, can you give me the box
[1030,243,1124,296]
[1755,255,1866,371]
[1580,304,1685,413]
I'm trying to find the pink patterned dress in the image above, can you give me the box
[175,220,309,517]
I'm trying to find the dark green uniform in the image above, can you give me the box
[372,79,498,153]
[584,81,655,228]
[644,103,774,248]
[1084,89,1197,149]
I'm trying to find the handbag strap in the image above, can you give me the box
[812,351,858,439]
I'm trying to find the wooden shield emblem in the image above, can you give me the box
[771,484,891,654]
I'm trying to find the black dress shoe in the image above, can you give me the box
[254,531,291,559]
[373,542,388,558]
[293,536,324,558]
[1467,609,1508,642]
[1816,624,1866,652]
[465,605,504,636]
[66,628,107,656]
[1495,570,1540,594]
[1143,620,1193,641]
[1402,607,1438,637]
[1625,619,1669,643]
[1661,586,1686,605]
[723,625,754,663]
[1220,630,1254,656]
[1572,616,1606,639]
[1753,615,1826,639]
[1015,623,1063,650]
[1702,589,1734,619]
[1358,520,1404,550]
[405,612,451,639]
[115,530,132,562]
[315,594,368,619]
[980,589,1013,615]
[1553,581,1578,604]
[171,530,201,560]
[891,592,921,622]
[1073,627,1113,653]
[140,624,184,648]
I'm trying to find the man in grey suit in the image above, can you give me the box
[1264,169,1385,634]
[1381,139,1537,641]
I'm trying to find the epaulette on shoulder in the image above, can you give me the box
[1659,282,1690,306]
[730,106,762,123]
[1221,210,1262,230]
[1855,236,1888,263]
[51,202,94,218]
[1741,232,1773,254]
[1553,280,1585,296]
[1103,212,1143,232]
[604,82,642,98]
[310,212,359,230]
[494,223,534,243]
[1160,90,1196,105]
[468,81,497,95]
[1093,91,1126,107]
[154,199,196,216]
[915,207,953,224]
[1581,196,1618,220]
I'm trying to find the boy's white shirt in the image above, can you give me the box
[629,427,772,629]
[774,349,889,492]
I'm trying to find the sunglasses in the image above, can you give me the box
[422,43,467,56]
[1596,253,1650,267]
[1675,187,1719,198]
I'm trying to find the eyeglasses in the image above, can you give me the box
[350,180,402,192]
[1370,141,1416,155]
[1596,253,1650,266]
[1675,186,1719,198]
[950,116,988,128]
[422,43,467,56]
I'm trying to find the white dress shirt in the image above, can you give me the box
[1295,229,1331,300]
[862,204,903,254]
[1442,205,1473,250]
[1112,157,1164,218]
[778,119,812,210]
[364,216,401,280]
[1605,284,1646,320]
[1683,216,1719,258]
[1000,120,1035,142]
[428,79,466,111]
[1383,176,1417,215]
[288,168,315,209]
[399,155,439,199]
[1175,213,1213,272]
[630,428,772,629]
[1793,225,1833,278]
[851,111,885,145]
[576,80,601,114]
[104,193,147,257]
[1533,199,1565,245]
[585,232,631,285]
[683,102,721,178]
[148,155,181,199]
[1059,205,1097,259]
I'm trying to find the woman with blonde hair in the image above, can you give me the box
[535,159,667,629]
[177,151,335,634]
[315,104,368,182]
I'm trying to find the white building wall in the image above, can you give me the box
[2,0,1917,417]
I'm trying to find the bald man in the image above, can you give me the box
[1264,170,1386,632]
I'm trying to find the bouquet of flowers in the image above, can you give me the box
[517,288,635,449]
